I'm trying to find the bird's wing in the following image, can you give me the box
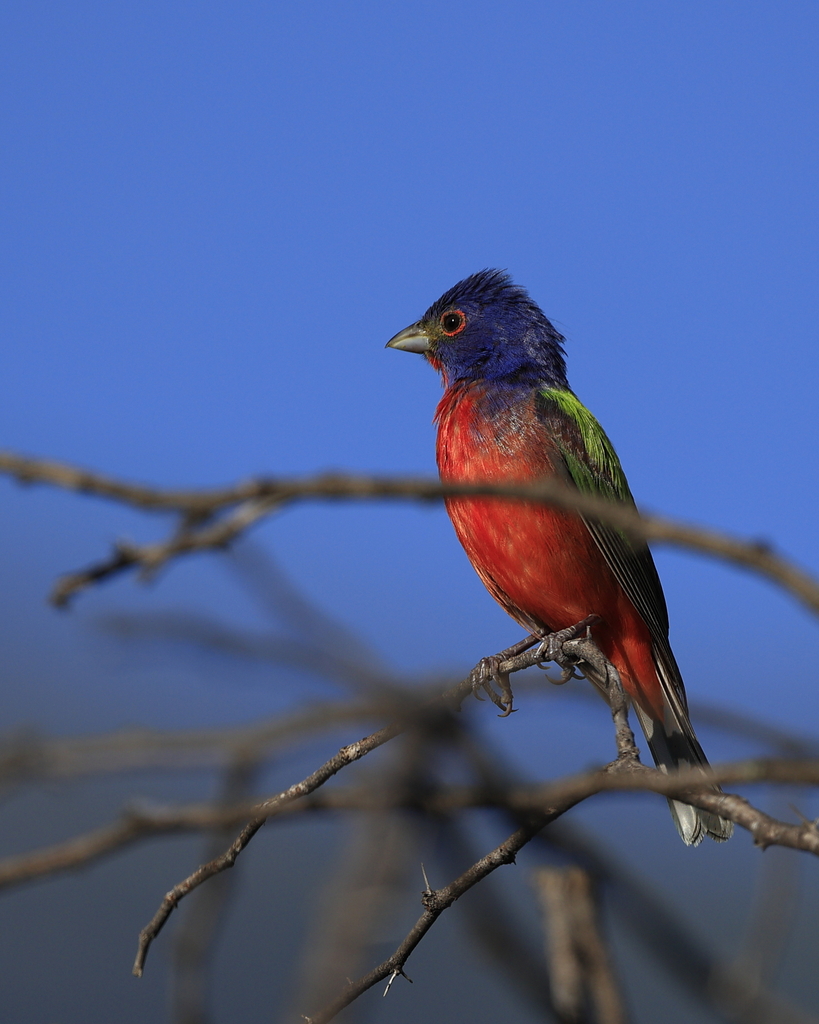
[534,389,687,715]
[535,390,732,843]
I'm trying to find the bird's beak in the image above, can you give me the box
[385,322,431,354]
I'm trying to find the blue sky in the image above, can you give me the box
[1,3,819,1019]
[3,1,818,725]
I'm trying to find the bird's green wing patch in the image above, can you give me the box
[540,388,631,501]
[535,388,673,649]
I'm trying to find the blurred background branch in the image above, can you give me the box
[1,509,818,1021]
[3,451,819,615]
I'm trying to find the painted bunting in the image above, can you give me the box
[387,270,731,845]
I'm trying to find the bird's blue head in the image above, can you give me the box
[387,270,569,389]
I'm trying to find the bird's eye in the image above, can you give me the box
[440,310,466,336]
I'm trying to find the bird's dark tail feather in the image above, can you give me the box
[581,649,733,846]
[632,703,734,847]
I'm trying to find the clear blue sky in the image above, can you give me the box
[1,3,819,1020]
[3,0,818,722]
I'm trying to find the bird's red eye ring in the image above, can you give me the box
[440,309,466,336]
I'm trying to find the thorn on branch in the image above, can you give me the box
[383,967,412,996]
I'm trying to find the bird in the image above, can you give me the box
[386,269,732,845]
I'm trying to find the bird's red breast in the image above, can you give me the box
[435,380,664,720]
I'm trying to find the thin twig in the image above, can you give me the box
[300,677,812,1023]
[228,540,395,684]
[0,701,383,786]
[303,814,553,1024]
[2,687,815,790]
[305,761,819,1024]
[101,610,401,696]
[541,821,817,1024]
[172,756,261,1024]
[130,693,454,977]
[453,711,817,1024]
[430,817,562,1020]
[130,627,615,976]
[50,497,278,605]
[731,804,803,991]
[286,727,436,1022]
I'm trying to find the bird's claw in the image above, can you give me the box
[535,631,581,683]
[535,616,600,684]
[468,621,597,714]
[470,656,516,717]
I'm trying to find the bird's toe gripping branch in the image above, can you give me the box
[469,633,542,716]
[471,656,515,716]
[536,610,601,684]
[535,614,601,683]
[469,616,602,718]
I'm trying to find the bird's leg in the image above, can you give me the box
[470,616,601,716]
[470,633,541,717]
[561,634,641,766]
[535,614,601,684]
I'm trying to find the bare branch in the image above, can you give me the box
[172,756,261,1024]
[285,729,435,1021]
[0,701,381,786]
[132,627,607,978]
[731,840,802,1002]
[542,821,818,1024]
[0,451,220,510]
[304,752,819,1024]
[0,803,214,888]
[50,498,278,605]
[13,609,819,990]
[430,817,562,1020]
[3,759,819,893]
[305,668,645,1024]
[690,704,819,757]
[130,694,443,977]
[303,814,553,1024]
[2,451,818,615]
[2,686,815,790]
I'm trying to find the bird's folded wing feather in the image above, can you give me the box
[535,389,691,723]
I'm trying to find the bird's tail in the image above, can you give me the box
[581,640,733,845]
[631,703,733,846]
[634,643,733,846]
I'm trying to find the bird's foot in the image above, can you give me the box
[535,614,601,684]
[469,633,540,718]
[470,656,515,716]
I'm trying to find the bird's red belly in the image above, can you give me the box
[446,495,614,631]
[436,388,662,717]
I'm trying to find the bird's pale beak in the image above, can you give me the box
[385,322,431,354]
